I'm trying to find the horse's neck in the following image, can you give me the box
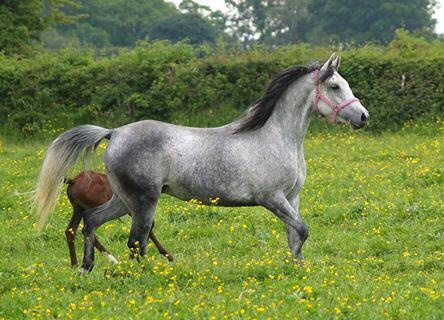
[264,77,313,148]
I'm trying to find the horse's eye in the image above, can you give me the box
[330,84,340,90]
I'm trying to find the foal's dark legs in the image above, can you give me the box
[66,207,118,267]
[82,194,173,272]
[82,195,133,272]
[65,207,82,267]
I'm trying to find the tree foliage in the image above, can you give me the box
[303,0,437,44]
[42,0,224,48]
[224,0,307,46]
[0,0,78,55]
[149,13,217,45]
[55,0,178,47]
[224,0,438,46]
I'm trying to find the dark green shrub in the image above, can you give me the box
[1,33,443,137]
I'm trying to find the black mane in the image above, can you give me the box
[234,62,335,133]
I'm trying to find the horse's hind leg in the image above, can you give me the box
[82,195,128,272]
[65,207,82,267]
[149,221,173,261]
[92,232,119,265]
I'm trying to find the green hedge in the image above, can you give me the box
[1,31,443,136]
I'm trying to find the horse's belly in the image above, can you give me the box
[163,188,256,207]
[162,176,255,206]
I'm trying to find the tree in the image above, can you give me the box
[0,0,78,55]
[54,0,225,48]
[263,0,308,45]
[178,0,212,15]
[148,13,217,45]
[54,0,179,47]
[223,0,438,46]
[224,0,307,47]
[178,0,234,46]
[302,0,437,44]
[224,0,268,46]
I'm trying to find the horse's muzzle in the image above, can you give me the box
[350,112,369,130]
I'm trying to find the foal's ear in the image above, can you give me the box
[332,55,341,70]
[320,52,337,71]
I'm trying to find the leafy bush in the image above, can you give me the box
[1,32,443,136]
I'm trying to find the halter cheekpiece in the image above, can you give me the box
[312,70,359,123]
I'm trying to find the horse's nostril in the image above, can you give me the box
[361,113,368,122]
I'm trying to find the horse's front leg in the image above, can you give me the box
[127,198,157,259]
[285,194,308,262]
[264,193,308,264]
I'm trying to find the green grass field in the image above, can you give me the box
[0,124,443,319]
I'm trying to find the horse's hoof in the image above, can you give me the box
[298,259,305,267]
[78,267,90,275]
[165,254,174,262]
[130,252,141,262]
[102,252,118,265]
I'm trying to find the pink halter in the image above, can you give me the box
[312,70,359,123]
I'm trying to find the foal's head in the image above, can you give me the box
[313,53,369,129]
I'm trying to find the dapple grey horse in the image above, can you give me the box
[34,53,369,272]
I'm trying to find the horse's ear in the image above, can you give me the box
[320,52,337,71]
[332,55,341,70]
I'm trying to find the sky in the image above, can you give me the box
[168,0,444,34]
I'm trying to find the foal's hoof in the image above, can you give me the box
[101,252,119,265]
[165,254,174,262]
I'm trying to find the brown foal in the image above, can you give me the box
[65,171,173,267]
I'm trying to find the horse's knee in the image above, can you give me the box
[298,223,309,242]
[65,228,76,242]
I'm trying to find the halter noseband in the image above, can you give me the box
[312,69,359,123]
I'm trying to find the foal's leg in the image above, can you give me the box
[264,193,308,264]
[65,208,83,267]
[82,195,128,272]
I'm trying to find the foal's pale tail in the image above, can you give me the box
[33,125,112,230]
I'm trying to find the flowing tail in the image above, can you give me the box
[33,125,112,230]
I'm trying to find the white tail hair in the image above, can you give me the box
[32,125,112,230]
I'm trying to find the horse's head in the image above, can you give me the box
[313,53,369,129]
